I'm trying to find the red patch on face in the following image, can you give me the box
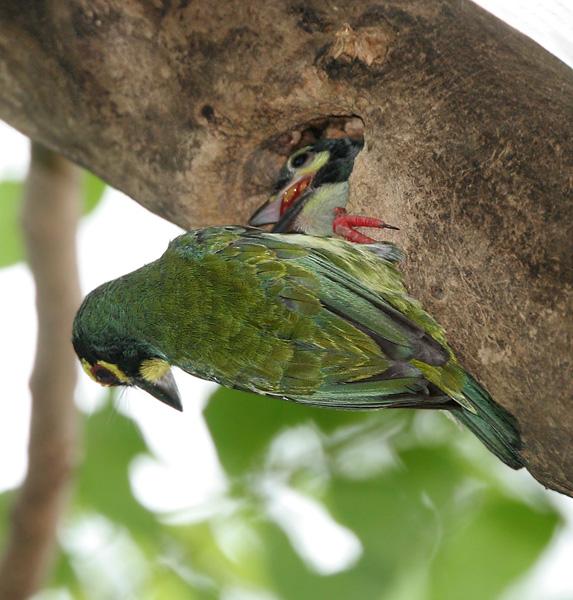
[280,176,313,215]
[91,363,119,386]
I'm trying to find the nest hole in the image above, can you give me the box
[267,115,365,156]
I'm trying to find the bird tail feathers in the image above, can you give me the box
[454,375,524,469]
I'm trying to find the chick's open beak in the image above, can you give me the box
[249,195,282,227]
[136,369,182,411]
[249,175,314,227]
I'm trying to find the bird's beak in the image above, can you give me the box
[249,174,314,227]
[136,369,183,411]
[248,195,282,227]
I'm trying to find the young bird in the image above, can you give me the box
[73,227,523,469]
[249,138,398,243]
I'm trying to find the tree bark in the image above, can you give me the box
[0,1,571,495]
[0,146,80,599]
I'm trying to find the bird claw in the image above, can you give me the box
[332,207,399,244]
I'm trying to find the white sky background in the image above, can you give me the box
[0,1,572,597]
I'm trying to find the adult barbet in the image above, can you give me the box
[73,227,523,469]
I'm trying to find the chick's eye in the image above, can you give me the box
[290,152,312,169]
[92,364,119,386]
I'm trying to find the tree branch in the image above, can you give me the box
[0,1,571,494]
[0,145,81,599]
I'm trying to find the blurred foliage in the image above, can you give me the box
[83,172,106,215]
[0,181,21,268]
[202,389,559,600]
[0,171,105,268]
[0,387,559,599]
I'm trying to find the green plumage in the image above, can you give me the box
[73,226,523,469]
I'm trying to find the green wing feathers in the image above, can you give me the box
[173,228,523,468]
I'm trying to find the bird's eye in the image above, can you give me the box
[290,151,312,169]
[91,364,120,386]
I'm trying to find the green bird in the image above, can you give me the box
[249,137,398,243]
[73,227,523,469]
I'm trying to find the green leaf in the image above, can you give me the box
[428,496,560,600]
[0,170,105,269]
[257,518,382,600]
[205,387,561,600]
[76,393,160,539]
[166,521,238,598]
[0,489,17,545]
[50,545,87,600]
[204,387,308,476]
[309,444,462,599]
[0,180,24,267]
[83,171,106,215]
[204,387,378,477]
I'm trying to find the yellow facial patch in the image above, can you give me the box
[97,360,130,383]
[139,358,171,382]
[80,358,130,386]
[298,151,330,176]
[81,358,98,383]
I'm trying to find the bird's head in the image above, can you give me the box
[72,286,182,411]
[249,137,363,231]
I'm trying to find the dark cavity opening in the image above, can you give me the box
[264,115,365,157]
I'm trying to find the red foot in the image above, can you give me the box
[332,207,399,244]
